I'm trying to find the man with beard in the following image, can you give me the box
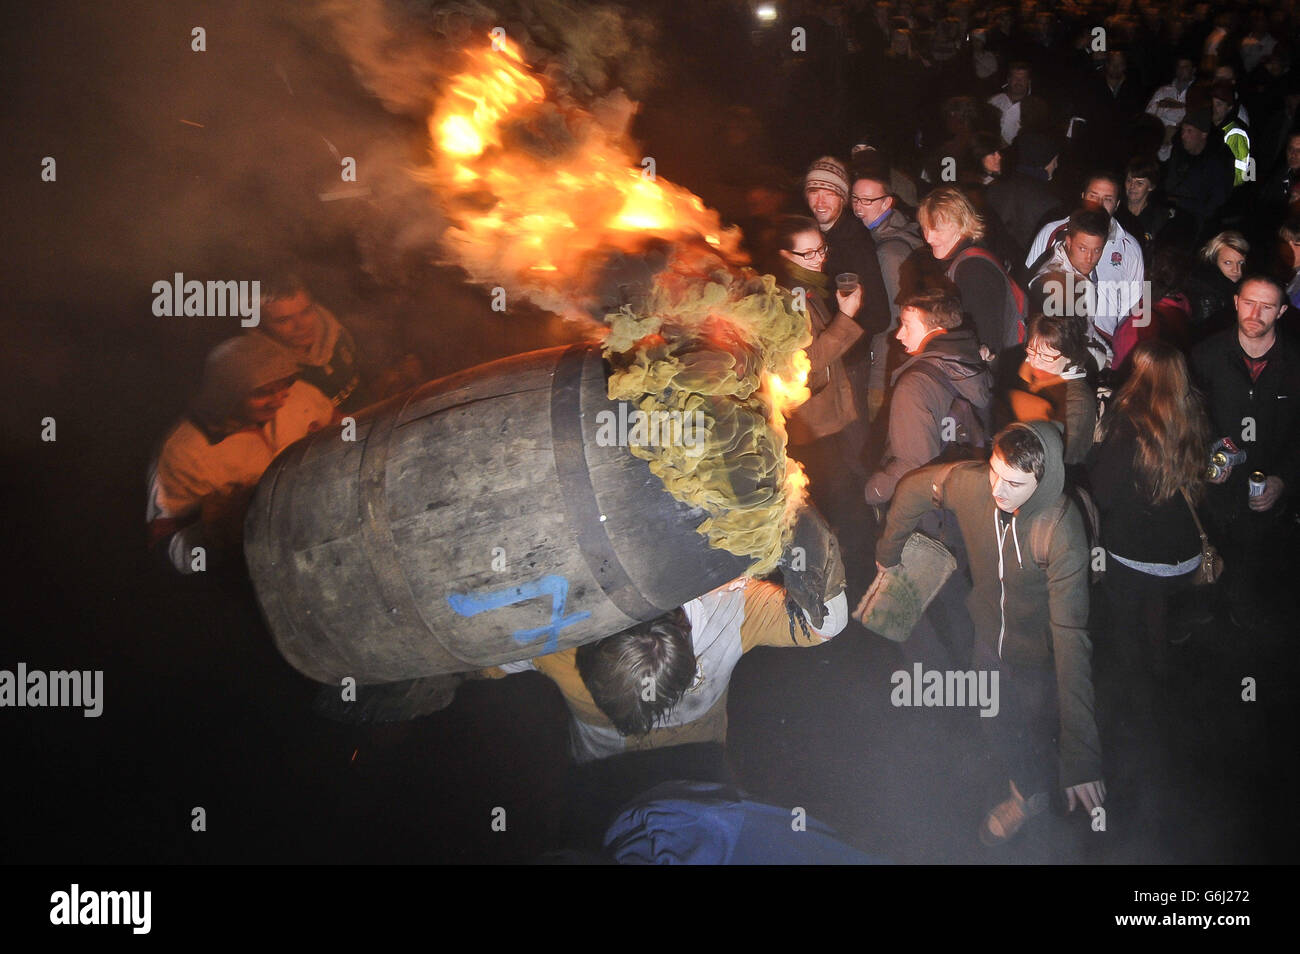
[804,156,892,467]
[1190,276,1300,632]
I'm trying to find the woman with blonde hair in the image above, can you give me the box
[917,186,1026,362]
[1086,340,1211,680]
[1186,230,1249,337]
[1199,230,1249,277]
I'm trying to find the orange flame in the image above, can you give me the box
[428,35,743,310]
[765,351,812,519]
[764,351,812,430]
[427,33,811,550]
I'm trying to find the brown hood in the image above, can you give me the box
[190,336,300,433]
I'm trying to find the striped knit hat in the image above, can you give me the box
[804,157,849,199]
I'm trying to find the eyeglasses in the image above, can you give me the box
[1026,345,1064,363]
[850,193,889,207]
[789,243,830,261]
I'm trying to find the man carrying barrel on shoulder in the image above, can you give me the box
[482,507,847,763]
[147,336,336,574]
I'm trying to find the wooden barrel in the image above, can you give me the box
[244,344,752,684]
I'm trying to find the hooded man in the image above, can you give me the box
[876,421,1104,845]
[147,335,335,573]
[865,287,992,505]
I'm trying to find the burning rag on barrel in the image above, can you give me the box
[602,257,812,576]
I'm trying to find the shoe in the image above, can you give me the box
[979,780,1049,846]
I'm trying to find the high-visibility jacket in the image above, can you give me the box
[1220,117,1252,186]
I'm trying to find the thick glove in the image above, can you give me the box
[780,505,846,630]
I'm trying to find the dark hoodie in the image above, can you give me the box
[865,328,992,503]
[877,420,1101,788]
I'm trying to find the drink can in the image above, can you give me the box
[1249,472,1267,497]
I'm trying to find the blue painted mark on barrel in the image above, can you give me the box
[447,574,591,654]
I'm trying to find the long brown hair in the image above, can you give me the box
[1107,341,1210,504]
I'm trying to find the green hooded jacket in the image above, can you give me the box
[877,420,1101,788]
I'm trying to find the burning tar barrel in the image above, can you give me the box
[244,344,751,684]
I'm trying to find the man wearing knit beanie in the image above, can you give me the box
[805,157,850,208]
[801,155,893,480]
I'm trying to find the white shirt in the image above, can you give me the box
[1145,82,1189,129]
[503,579,847,762]
[1025,216,1145,340]
[989,92,1025,145]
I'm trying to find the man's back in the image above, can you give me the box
[495,579,846,763]
[988,173,1062,254]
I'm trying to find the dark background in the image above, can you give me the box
[1,0,1295,867]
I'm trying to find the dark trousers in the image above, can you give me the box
[843,358,874,474]
[974,637,1058,799]
[790,427,871,591]
[1101,560,1198,684]
[1205,494,1294,619]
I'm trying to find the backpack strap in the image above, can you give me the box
[907,358,991,448]
[1027,222,1070,276]
[1029,494,1071,569]
[906,357,960,403]
[950,246,1029,344]
[929,460,966,509]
